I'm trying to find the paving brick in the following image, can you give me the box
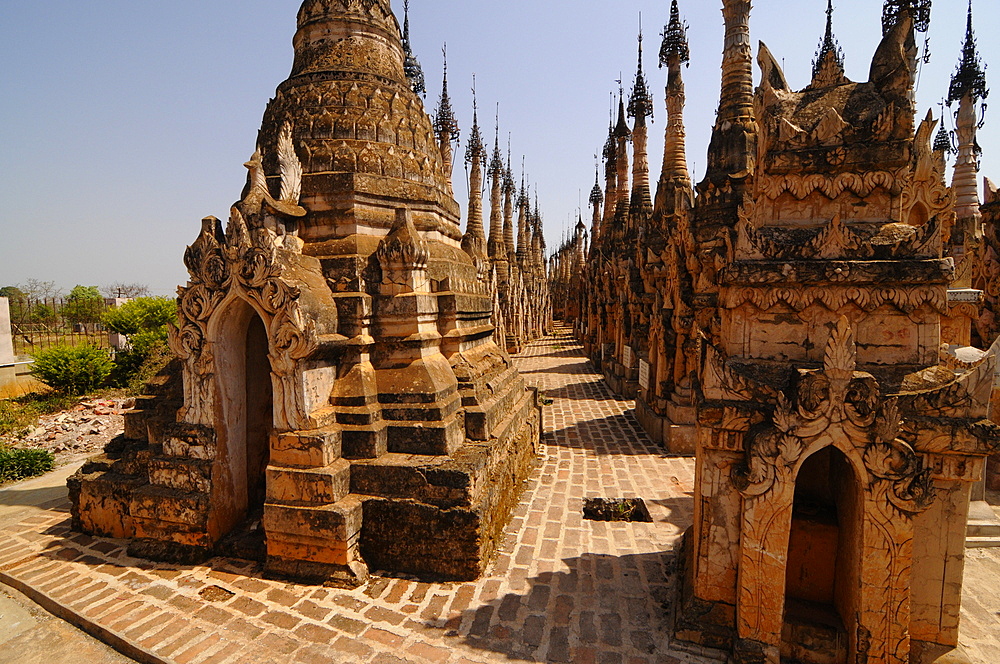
[365,627,405,648]
[230,595,267,617]
[294,622,338,644]
[262,610,301,630]
[2,333,997,664]
[328,612,367,635]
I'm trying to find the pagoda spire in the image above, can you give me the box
[948,0,989,237]
[488,107,506,260]
[434,45,460,198]
[401,0,426,96]
[517,166,531,266]
[589,158,604,246]
[613,87,632,229]
[601,100,619,243]
[702,0,756,186]
[629,18,655,221]
[503,138,517,257]
[463,79,487,252]
[810,0,846,87]
[656,0,692,211]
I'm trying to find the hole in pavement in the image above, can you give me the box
[199,585,235,602]
[583,498,653,523]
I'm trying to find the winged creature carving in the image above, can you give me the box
[243,121,307,218]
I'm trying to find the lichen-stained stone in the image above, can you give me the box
[69,0,540,588]
[564,2,999,663]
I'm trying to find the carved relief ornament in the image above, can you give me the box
[170,210,318,432]
[730,317,936,516]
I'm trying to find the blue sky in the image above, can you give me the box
[1,0,997,295]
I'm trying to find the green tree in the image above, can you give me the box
[0,286,28,329]
[28,304,57,328]
[102,297,178,390]
[61,285,104,328]
[102,297,177,337]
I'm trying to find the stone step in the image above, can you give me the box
[967,501,1000,538]
[965,537,1000,548]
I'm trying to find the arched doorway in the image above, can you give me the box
[782,445,859,664]
[213,298,273,560]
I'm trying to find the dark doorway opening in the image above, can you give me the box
[782,446,857,664]
[218,313,272,562]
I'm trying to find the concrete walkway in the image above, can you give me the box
[0,331,998,663]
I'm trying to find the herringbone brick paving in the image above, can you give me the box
[0,328,997,663]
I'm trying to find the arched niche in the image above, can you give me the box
[209,295,274,541]
[782,444,862,664]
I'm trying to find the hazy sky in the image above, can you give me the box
[2,0,997,296]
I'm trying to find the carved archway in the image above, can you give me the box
[210,295,274,540]
[731,317,935,663]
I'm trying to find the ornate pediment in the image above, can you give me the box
[730,317,936,515]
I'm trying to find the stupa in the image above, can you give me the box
[69,0,541,586]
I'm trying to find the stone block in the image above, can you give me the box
[148,457,212,494]
[263,494,363,542]
[341,422,388,459]
[270,427,341,468]
[130,485,210,527]
[349,453,473,508]
[386,415,465,456]
[69,472,143,540]
[0,297,13,366]
[266,458,351,505]
[123,410,150,442]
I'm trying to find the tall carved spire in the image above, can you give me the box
[948,1,988,107]
[464,81,487,251]
[488,109,506,260]
[949,1,989,235]
[703,0,756,184]
[590,160,604,245]
[503,139,516,257]
[531,191,546,275]
[601,103,619,242]
[434,46,460,197]
[517,167,531,266]
[811,0,846,86]
[401,0,426,96]
[718,0,754,127]
[657,0,692,205]
[613,90,632,226]
[629,21,655,220]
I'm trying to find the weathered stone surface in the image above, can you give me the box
[561,3,1000,663]
[68,0,541,585]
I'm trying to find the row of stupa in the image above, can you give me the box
[556,1,1000,663]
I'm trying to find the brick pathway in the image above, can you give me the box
[0,329,997,664]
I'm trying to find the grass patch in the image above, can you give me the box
[0,448,55,483]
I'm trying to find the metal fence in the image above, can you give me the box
[7,297,113,356]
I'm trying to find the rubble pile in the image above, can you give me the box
[4,399,129,462]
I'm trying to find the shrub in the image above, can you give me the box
[0,448,55,482]
[102,297,177,336]
[31,345,114,395]
[103,297,178,391]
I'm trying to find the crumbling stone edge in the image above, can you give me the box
[0,570,169,664]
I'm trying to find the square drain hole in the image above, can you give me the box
[583,498,653,523]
